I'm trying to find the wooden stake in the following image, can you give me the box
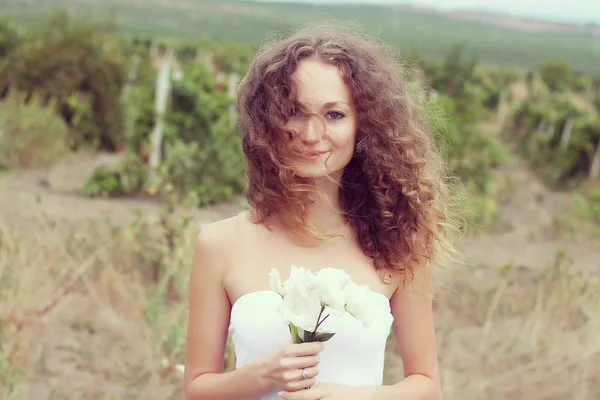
[148,48,173,188]
[559,117,574,150]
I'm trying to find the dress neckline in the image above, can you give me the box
[230,288,390,315]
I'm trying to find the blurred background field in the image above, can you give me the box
[0,1,599,399]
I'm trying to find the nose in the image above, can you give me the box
[299,115,324,145]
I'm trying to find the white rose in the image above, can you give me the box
[272,266,312,296]
[269,268,283,296]
[280,265,322,297]
[315,268,352,312]
[278,284,323,332]
[344,282,375,328]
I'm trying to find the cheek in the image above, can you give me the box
[329,121,357,155]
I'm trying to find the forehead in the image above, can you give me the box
[290,58,353,107]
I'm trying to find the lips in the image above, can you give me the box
[305,151,329,157]
[300,150,330,160]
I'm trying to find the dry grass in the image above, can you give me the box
[1,206,599,399]
[0,209,202,399]
[385,254,600,399]
[436,255,599,399]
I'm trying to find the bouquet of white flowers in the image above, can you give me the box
[270,266,374,343]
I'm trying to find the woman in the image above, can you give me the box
[184,22,458,400]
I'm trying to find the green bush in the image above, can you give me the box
[157,137,237,207]
[120,62,243,205]
[84,61,244,206]
[509,94,598,188]
[434,94,508,190]
[81,153,148,197]
[429,93,510,229]
[423,43,479,99]
[569,74,592,94]
[571,186,600,239]
[0,94,69,169]
[161,64,244,205]
[539,60,572,93]
[0,15,24,58]
[0,11,128,152]
[573,187,600,225]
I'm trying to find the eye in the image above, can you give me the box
[289,107,305,120]
[327,111,345,121]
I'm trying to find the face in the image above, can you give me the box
[283,58,357,180]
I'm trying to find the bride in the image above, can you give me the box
[184,22,458,400]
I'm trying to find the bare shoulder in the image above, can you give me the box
[200,210,257,240]
[193,211,254,268]
[196,212,244,247]
[386,259,433,298]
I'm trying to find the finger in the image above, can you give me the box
[285,342,324,357]
[283,376,316,392]
[278,386,324,400]
[293,366,318,380]
[282,367,314,383]
[281,354,320,370]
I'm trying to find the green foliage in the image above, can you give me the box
[475,67,520,110]
[430,92,511,229]
[0,14,24,58]
[434,94,509,189]
[569,74,592,94]
[85,62,244,206]
[81,153,148,197]
[421,45,519,116]
[0,11,128,152]
[573,187,600,225]
[126,60,158,159]
[423,44,479,99]
[0,93,69,169]
[419,48,515,230]
[156,63,245,205]
[65,93,102,150]
[539,60,572,92]
[509,93,599,188]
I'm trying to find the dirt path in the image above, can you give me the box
[0,152,244,233]
[459,158,599,275]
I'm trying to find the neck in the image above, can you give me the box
[261,174,351,240]
[303,175,347,233]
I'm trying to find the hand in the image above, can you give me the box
[277,383,361,399]
[260,342,323,393]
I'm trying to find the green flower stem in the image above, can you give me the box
[310,305,327,342]
[315,314,329,332]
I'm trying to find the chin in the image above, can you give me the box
[295,170,332,179]
[291,152,352,180]
[294,163,344,180]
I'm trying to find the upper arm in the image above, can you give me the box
[389,263,440,384]
[183,221,233,391]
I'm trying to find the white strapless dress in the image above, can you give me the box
[228,289,394,399]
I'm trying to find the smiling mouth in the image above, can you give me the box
[300,151,330,160]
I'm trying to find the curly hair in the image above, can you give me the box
[237,22,460,283]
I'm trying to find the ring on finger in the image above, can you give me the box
[301,368,309,379]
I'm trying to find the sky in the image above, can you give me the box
[258,0,600,24]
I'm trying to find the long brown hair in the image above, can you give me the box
[237,22,460,282]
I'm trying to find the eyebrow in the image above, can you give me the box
[296,100,351,110]
[323,101,350,109]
